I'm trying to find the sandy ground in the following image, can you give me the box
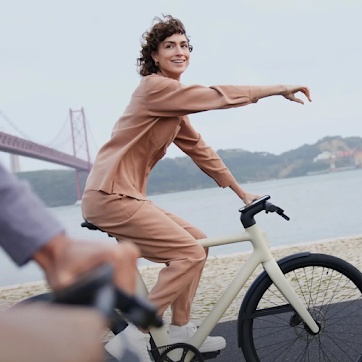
[1,234,362,342]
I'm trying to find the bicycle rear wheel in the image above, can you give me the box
[240,253,362,362]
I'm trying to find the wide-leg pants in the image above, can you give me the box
[81,190,208,326]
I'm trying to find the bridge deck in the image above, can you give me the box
[0,132,91,171]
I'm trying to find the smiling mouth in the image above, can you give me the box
[171,60,185,64]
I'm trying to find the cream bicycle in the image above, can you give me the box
[82,195,362,362]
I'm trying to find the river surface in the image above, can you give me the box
[1,169,362,287]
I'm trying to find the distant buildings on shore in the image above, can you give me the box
[312,149,362,173]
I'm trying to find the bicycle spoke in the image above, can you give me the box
[257,333,306,360]
[323,330,356,361]
[303,266,315,309]
[326,297,362,327]
[319,269,335,309]
[321,272,345,314]
[260,288,288,306]
[253,315,290,327]
[253,325,293,340]
[292,269,309,306]
[255,332,307,352]
[278,334,300,361]
[322,277,358,316]
[312,267,326,308]
[315,336,335,362]
[324,329,362,352]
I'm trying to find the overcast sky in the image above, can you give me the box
[1,0,361,172]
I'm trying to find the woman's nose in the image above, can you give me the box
[175,45,185,55]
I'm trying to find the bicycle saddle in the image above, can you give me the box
[81,221,100,230]
[81,221,114,238]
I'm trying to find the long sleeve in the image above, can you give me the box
[0,163,65,266]
[174,117,236,188]
[144,75,263,118]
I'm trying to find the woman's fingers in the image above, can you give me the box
[293,95,304,105]
[283,85,312,104]
[300,87,312,102]
[283,93,303,104]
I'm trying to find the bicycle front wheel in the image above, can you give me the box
[240,253,362,362]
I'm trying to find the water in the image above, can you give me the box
[1,169,362,287]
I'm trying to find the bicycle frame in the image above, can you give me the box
[135,222,319,361]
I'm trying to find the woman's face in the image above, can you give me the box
[152,33,190,80]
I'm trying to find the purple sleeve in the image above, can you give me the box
[0,163,65,266]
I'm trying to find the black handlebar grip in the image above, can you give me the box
[265,201,276,213]
[115,289,163,329]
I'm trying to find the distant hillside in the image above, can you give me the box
[16,170,88,207]
[16,136,362,207]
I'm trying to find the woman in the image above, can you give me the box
[81,15,311,362]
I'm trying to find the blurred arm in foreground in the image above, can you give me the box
[0,162,140,362]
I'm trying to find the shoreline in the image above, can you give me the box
[1,233,362,292]
[2,233,361,292]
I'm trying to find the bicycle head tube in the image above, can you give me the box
[239,195,271,228]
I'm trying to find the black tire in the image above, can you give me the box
[240,253,362,362]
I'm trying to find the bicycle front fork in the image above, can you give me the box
[263,258,320,334]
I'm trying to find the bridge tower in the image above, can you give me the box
[10,154,21,173]
[69,108,92,200]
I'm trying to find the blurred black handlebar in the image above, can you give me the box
[239,195,290,228]
[19,263,163,331]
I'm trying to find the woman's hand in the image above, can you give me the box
[241,192,262,207]
[229,180,261,206]
[281,85,312,105]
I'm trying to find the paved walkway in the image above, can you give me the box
[1,234,362,344]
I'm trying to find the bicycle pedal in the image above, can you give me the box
[201,350,220,360]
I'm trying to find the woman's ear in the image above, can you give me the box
[151,51,158,63]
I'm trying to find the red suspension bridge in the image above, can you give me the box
[0,108,93,200]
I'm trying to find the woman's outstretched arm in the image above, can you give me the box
[145,75,312,118]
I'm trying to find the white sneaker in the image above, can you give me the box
[105,324,153,362]
[168,322,226,353]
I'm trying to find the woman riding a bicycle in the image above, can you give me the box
[81,15,311,362]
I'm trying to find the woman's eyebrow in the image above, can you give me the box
[163,40,188,45]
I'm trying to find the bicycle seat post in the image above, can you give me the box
[135,270,172,348]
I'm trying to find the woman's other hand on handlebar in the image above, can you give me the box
[229,180,261,207]
[241,192,262,207]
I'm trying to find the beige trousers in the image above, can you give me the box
[81,190,208,326]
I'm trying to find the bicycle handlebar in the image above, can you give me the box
[239,195,290,228]
[21,263,163,331]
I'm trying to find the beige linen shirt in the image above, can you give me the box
[85,72,262,200]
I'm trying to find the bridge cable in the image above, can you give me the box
[85,117,99,152]
[44,114,70,147]
[0,109,36,141]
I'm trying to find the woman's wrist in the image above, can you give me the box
[259,85,287,99]
[229,180,246,201]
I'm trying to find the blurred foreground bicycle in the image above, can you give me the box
[21,195,362,362]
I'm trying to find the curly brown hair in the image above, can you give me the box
[137,15,193,76]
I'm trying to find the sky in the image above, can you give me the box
[1,0,361,172]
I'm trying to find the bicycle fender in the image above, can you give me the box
[236,252,310,348]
